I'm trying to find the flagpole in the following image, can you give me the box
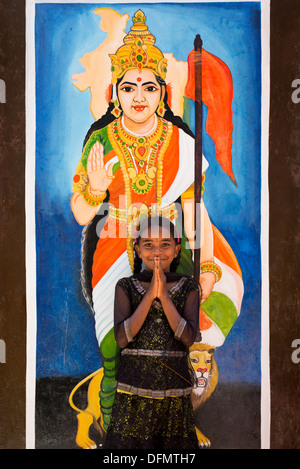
[194,34,203,284]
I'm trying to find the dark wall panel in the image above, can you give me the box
[0,0,26,449]
[269,0,300,449]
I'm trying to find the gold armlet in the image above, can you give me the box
[200,261,222,282]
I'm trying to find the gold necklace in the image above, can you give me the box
[108,116,173,271]
[116,117,164,195]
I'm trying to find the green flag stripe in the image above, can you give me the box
[201,291,238,337]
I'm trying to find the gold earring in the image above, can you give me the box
[111,98,121,118]
[157,99,166,117]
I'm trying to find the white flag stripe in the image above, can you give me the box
[93,251,131,346]
[213,256,244,315]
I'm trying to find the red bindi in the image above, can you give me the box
[137,77,142,82]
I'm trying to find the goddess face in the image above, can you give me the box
[117,69,165,129]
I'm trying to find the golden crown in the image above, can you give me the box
[109,10,167,84]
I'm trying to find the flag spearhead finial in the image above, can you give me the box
[194,34,203,50]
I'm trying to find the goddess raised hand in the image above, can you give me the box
[87,140,114,193]
[71,140,113,225]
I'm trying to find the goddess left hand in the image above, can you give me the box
[199,271,216,304]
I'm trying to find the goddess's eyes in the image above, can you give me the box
[120,86,134,93]
[119,85,159,93]
[144,85,159,92]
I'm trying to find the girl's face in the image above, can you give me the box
[117,69,164,126]
[135,225,180,273]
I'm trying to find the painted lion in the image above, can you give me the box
[189,342,219,447]
[70,341,218,449]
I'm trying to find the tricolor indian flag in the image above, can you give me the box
[183,46,243,347]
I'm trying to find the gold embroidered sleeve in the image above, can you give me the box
[72,161,88,195]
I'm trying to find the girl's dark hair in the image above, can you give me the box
[133,216,181,274]
[81,75,192,308]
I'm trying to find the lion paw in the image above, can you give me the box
[198,437,211,448]
[195,427,211,448]
[76,412,98,449]
[76,436,97,450]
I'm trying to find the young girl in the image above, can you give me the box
[103,216,201,449]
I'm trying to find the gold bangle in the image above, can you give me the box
[88,185,106,197]
[83,184,106,207]
[200,261,222,282]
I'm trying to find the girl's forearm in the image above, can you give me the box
[159,292,182,334]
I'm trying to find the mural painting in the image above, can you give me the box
[32,1,263,449]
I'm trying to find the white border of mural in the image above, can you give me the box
[25,0,270,449]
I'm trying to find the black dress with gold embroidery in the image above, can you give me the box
[104,272,200,449]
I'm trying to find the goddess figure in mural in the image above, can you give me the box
[70,10,243,447]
